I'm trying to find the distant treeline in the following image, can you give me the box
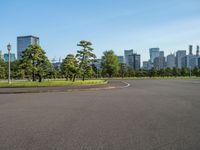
[0,41,200,82]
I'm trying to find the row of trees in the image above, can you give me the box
[1,40,200,82]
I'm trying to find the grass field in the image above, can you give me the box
[0,80,107,88]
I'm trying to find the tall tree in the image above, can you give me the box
[148,67,157,77]
[20,45,51,82]
[0,57,6,79]
[11,60,25,79]
[172,67,180,77]
[126,66,135,77]
[76,41,96,81]
[193,67,200,77]
[61,54,78,81]
[119,63,127,78]
[101,50,119,77]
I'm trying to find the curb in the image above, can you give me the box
[0,81,130,94]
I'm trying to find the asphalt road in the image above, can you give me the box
[0,79,200,150]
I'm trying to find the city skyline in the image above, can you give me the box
[1,0,200,62]
[0,35,199,62]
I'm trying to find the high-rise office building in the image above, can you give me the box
[176,50,186,69]
[4,53,16,62]
[117,56,124,64]
[17,35,40,59]
[128,53,141,69]
[124,49,133,65]
[143,61,148,70]
[189,45,193,55]
[153,56,165,70]
[198,58,200,67]
[91,59,102,70]
[166,54,176,69]
[159,51,164,57]
[143,61,151,70]
[196,45,199,56]
[149,48,160,63]
[182,55,198,69]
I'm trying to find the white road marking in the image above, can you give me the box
[121,81,131,88]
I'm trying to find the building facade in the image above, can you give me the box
[198,58,200,67]
[167,54,176,69]
[159,51,164,57]
[143,61,148,70]
[117,56,124,64]
[124,49,133,65]
[4,53,16,62]
[149,48,160,63]
[128,53,141,70]
[17,35,40,59]
[176,50,186,69]
[189,45,193,55]
[153,56,165,70]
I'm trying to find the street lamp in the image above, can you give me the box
[7,43,11,84]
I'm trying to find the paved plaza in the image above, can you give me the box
[0,79,200,150]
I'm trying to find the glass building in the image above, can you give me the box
[124,49,134,65]
[176,50,186,69]
[17,35,40,59]
[4,53,16,62]
[128,53,141,70]
[149,48,160,63]
[117,56,124,64]
[166,54,176,69]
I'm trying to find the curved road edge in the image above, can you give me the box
[0,80,131,94]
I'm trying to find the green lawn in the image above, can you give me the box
[0,80,107,88]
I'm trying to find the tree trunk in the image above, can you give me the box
[38,75,42,82]
[82,74,85,81]
[73,74,76,82]
[65,75,68,81]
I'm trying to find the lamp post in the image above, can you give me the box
[7,43,11,84]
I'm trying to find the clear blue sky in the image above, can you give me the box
[0,0,200,62]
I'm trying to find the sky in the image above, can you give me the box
[0,0,200,62]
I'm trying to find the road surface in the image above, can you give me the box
[0,79,200,150]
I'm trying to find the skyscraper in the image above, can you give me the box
[17,35,40,59]
[124,49,133,65]
[117,56,124,64]
[189,45,193,55]
[182,55,198,69]
[143,61,151,70]
[128,53,141,69]
[153,56,165,70]
[196,45,199,56]
[176,50,186,69]
[159,51,164,57]
[198,58,200,67]
[149,48,160,63]
[4,53,16,62]
[167,54,176,69]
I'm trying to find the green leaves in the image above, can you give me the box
[101,50,119,77]
[20,45,51,82]
[76,40,96,80]
[0,57,6,79]
[61,54,78,81]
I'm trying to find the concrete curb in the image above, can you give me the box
[0,80,130,94]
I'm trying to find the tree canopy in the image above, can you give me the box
[20,45,52,82]
[101,50,119,77]
[0,57,6,79]
[76,41,96,80]
[61,54,78,81]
